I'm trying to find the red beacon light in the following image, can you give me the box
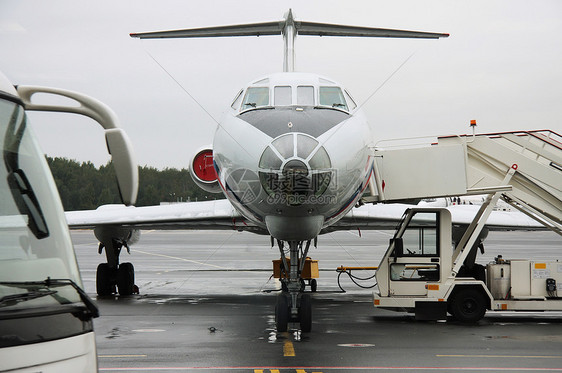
[469,119,477,138]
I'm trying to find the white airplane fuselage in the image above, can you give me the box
[212,72,373,241]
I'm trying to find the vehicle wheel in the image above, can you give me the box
[117,262,135,295]
[299,294,312,333]
[275,293,290,332]
[96,263,114,296]
[310,279,317,293]
[449,288,487,323]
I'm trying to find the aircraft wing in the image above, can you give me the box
[65,200,544,234]
[331,203,545,232]
[65,199,266,234]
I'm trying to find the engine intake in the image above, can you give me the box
[189,148,222,193]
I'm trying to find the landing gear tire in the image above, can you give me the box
[300,278,306,292]
[299,294,312,333]
[310,279,317,293]
[96,263,114,296]
[117,262,135,295]
[450,288,487,323]
[275,293,290,332]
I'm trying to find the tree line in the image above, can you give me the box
[46,156,222,211]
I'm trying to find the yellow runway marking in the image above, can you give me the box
[437,354,562,359]
[133,249,228,269]
[283,339,296,357]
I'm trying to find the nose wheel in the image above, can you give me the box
[275,293,290,332]
[275,293,312,333]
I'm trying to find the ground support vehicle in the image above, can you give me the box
[373,204,562,322]
[369,129,561,322]
[273,256,319,292]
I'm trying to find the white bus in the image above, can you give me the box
[0,71,137,372]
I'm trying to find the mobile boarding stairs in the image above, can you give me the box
[363,129,562,236]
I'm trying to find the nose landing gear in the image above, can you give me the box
[274,240,315,332]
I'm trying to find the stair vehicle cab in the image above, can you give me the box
[373,207,562,322]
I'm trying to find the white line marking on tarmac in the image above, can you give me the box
[132,249,228,269]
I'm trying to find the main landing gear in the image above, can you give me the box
[96,239,136,296]
[275,240,314,333]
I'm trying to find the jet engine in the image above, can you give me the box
[189,147,222,193]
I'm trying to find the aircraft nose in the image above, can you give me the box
[258,133,332,206]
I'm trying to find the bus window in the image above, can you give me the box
[297,86,314,106]
[319,87,348,111]
[274,86,292,106]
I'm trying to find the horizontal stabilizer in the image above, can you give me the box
[296,21,449,39]
[130,13,448,40]
[130,9,449,72]
[130,21,283,39]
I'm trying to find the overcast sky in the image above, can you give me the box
[1,0,561,169]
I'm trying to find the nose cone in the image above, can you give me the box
[258,133,332,207]
[265,215,324,241]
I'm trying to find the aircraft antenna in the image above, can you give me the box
[141,46,220,126]
[357,51,417,111]
[138,45,256,161]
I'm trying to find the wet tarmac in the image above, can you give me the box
[72,229,562,372]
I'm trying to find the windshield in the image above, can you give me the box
[242,87,269,110]
[319,86,348,111]
[0,98,82,309]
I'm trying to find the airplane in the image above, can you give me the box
[65,10,544,332]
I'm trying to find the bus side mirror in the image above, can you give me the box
[16,85,138,206]
[105,128,138,206]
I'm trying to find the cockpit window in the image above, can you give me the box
[344,90,357,110]
[319,87,348,111]
[231,89,243,110]
[297,86,314,106]
[274,86,292,106]
[242,87,269,110]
